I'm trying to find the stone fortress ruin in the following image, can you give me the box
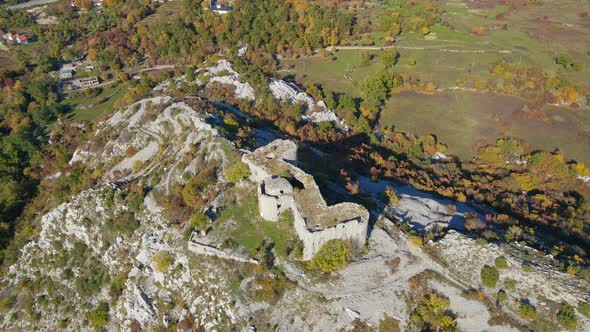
[242,139,370,260]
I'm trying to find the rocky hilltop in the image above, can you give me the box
[1,61,589,332]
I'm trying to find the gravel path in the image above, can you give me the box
[5,0,57,9]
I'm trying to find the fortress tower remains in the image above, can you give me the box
[242,139,369,260]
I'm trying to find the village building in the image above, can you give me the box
[1,33,29,45]
[210,0,232,14]
[243,139,370,260]
[59,63,77,79]
[62,76,100,91]
[60,69,75,79]
[76,76,100,88]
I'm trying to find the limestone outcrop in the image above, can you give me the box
[242,140,369,260]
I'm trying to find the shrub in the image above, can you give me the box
[385,257,401,273]
[226,161,250,184]
[109,273,127,299]
[384,186,399,206]
[411,292,456,331]
[475,238,487,246]
[464,213,486,231]
[481,265,499,288]
[153,251,174,272]
[111,210,140,237]
[503,278,517,290]
[578,302,590,317]
[495,257,509,269]
[497,290,507,302]
[87,302,109,328]
[522,264,533,273]
[182,166,217,206]
[379,314,400,332]
[251,275,291,304]
[183,213,209,241]
[519,302,537,320]
[408,235,424,247]
[556,303,578,329]
[0,296,16,313]
[131,160,143,173]
[308,240,352,272]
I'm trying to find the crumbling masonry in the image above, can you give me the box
[242,140,369,260]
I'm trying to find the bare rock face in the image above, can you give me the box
[3,95,245,331]
[269,79,349,130]
[201,60,256,101]
[433,231,590,318]
[4,59,589,332]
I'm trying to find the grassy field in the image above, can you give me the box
[280,49,385,94]
[212,186,296,258]
[379,91,590,164]
[61,84,128,122]
[279,0,590,164]
[0,50,16,69]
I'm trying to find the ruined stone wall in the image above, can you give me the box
[188,238,258,264]
[291,205,368,260]
[257,183,292,222]
[242,140,370,261]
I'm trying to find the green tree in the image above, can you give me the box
[495,257,509,269]
[226,161,250,184]
[381,48,399,68]
[359,73,388,117]
[556,303,578,329]
[153,251,174,272]
[481,265,499,288]
[411,292,456,331]
[519,302,537,320]
[308,240,352,272]
[359,51,372,66]
[87,302,109,329]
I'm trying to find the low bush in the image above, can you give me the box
[519,302,537,320]
[250,275,291,304]
[481,265,500,288]
[0,296,16,313]
[87,302,109,329]
[556,303,578,329]
[307,240,352,272]
[153,251,174,272]
[410,292,456,331]
[495,257,509,269]
[226,161,250,184]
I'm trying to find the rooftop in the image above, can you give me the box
[263,176,293,196]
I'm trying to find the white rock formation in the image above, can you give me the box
[269,79,349,130]
[4,95,245,331]
[199,60,256,100]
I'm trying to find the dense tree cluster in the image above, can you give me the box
[465,61,589,106]
[0,70,69,257]
[410,292,457,331]
[303,129,590,268]
[382,0,439,38]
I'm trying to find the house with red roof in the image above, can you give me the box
[1,33,29,46]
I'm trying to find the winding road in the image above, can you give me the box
[326,45,512,54]
[5,0,58,10]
